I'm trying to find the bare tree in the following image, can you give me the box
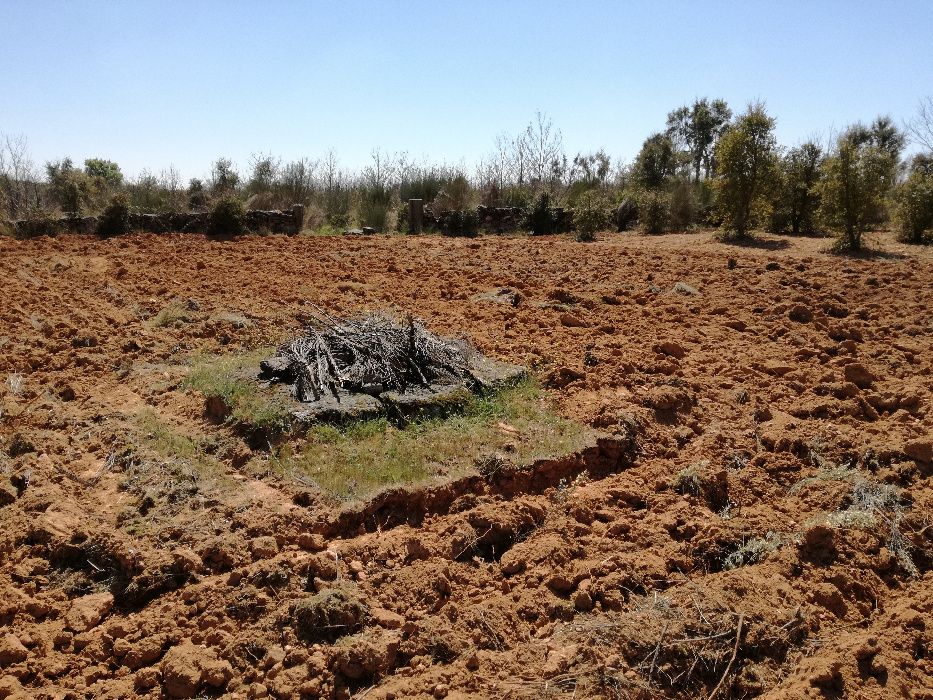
[159,166,184,212]
[280,157,318,204]
[0,134,38,218]
[906,96,933,153]
[524,111,564,187]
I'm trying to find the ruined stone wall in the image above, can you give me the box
[8,206,304,237]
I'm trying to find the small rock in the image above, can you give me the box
[904,436,932,463]
[843,363,875,389]
[298,533,327,551]
[371,608,405,630]
[433,683,449,698]
[672,281,700,296]
[0,634,28,666]
[545,367,586,389]
[559,313,587,328]
[654,341,686,359]
[787,304,813,323]
[249,536,279,561]
[65,592,114,633]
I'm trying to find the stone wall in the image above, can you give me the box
[8,205,304,237]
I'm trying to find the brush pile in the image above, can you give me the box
[263,308,474,402]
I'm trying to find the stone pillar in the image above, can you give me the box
[409,199,423,234]
[291,204,305,235]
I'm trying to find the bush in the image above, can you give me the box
[895,168,933,244]
[208,195,246,237]
[395,202,409,232]
[359,184,392,231]
[573,190,608,241]
[668,179,698,230]
[441,209,479,237]
[638,191,670,234]
[524,190,558,235]
[96,194,130,237]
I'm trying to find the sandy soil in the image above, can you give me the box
[0,228,931,700]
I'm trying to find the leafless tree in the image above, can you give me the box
[0,133,38,218]
[280,157,318,204]
[159,166,184,211]
[523,111,564,187]
[906,96,933,153]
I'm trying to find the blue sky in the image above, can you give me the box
[1,0,930,180]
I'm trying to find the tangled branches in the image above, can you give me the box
[275,307,472,402]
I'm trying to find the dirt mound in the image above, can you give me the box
[0,228,931,699]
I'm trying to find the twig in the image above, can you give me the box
[707,612,744,700]
[647,622,669,688]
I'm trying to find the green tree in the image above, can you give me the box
[83,158,123,188]
[817,124,896,251]
[894,161,933,244]
[633,133,677,189]
[46,158,94,215]
[210,157,240,195]
[713,103,778,238]
[772,142,823,234]
[666,98,732,181]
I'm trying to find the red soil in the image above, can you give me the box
[0,229,930,699]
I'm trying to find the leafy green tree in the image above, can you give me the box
[210,157,240,195]
[46,158,94,215]
[666,98,732,181]
[83,158,123,188]
[817,124,896,251]
[713,103,778,238]
[772,142,823,234]
[894,162,933,244]
[633,133,677,189]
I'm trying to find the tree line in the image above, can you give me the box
[2,97,932,248]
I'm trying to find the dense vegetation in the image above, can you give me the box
[2,97,932,249]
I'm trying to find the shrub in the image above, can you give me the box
[442,209,479,237]
[15,207,58,238]
[668,179,697,230]
[573,190,608,241]
[714,103,778,238]
[771,142,823,235]
[524,190,558,235]
[395,202,409,232]
[895,168,933,244]
[638,191,670,234]
[359,184,392,231]
[208,195,246,237]
[96,193,130,237]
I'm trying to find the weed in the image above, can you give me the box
[722,532,783,570]
[150,301,190,328]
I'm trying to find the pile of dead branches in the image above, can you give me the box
[274,307,473,402]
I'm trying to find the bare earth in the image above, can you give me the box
[0,229,931,700]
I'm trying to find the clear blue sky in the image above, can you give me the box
[1,0,930,180]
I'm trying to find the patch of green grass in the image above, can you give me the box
[276,380,587,501]
[184,348,291,434]
[150,301,190,328]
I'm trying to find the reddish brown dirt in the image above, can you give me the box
[0,229,931,700]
